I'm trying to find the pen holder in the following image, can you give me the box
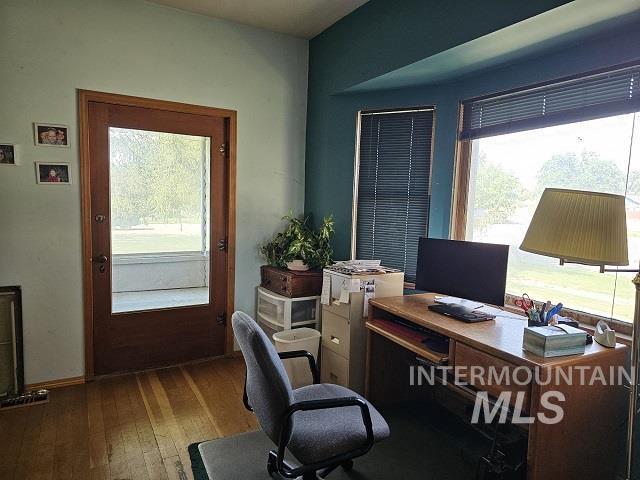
[527,309,543,327]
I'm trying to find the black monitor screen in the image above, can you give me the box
[415,238,509,306]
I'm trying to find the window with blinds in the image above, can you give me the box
[460,62,640,140]
[354,108,434,282]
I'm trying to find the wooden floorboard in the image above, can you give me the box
[0,357,256,480]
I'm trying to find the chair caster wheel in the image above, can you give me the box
[341,460,354,471]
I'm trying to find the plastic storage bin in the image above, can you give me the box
[256,287,321,331]
[273,328,321,389]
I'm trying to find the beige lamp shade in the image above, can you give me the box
[520,188,629,267]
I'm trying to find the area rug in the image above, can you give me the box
[190,403,492,479]
[188,442,210,480]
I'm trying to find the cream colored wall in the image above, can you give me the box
[0,0,308,384]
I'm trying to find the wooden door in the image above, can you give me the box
[82,93,233,375]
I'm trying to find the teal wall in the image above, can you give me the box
[305,0,640,260]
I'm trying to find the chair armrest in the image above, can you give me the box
[277,350,320,384]
[275,396,375,474]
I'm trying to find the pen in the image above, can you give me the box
[541,300,551,324]
[546,303,563,323]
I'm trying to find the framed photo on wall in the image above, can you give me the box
[0,144,16,165]
[35,162,71,184]
[33,123,70,147]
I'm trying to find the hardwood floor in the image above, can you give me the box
[0,357,258,480]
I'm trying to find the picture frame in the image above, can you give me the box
[35,162,71,185]
[0,144,17,165]
[33,123,70,148]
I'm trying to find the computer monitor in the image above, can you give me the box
[415,238,509,306]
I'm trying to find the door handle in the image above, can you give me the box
[92,255,108,264]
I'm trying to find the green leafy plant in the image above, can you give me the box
[261,213,335,269]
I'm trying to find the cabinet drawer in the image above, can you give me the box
[321,310,350,358]
[454,343,531,412]
[321,348,349,387]
[323,301,350,320]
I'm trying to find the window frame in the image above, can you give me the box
[351,106,437,272]
[452,111,636,336]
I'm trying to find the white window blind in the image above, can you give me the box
[354,108,434,282]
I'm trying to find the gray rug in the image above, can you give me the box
[197,404,491,479]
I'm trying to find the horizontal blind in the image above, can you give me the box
[355,108,433,282]
[460,63,640,140]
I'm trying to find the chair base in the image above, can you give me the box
[267,450,355,479]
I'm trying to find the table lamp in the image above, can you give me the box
[520,187,637,479]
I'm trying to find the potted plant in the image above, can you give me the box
[261,213,334,270]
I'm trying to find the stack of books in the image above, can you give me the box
[523,325,587,358]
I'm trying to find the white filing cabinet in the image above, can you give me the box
[256,287,321,341]
[320,270,404,394]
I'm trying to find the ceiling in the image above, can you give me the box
[346,0,640,92]
[145,0,369,38]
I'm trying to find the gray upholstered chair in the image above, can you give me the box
[232,311,390,479]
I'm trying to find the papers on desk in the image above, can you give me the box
[434,296,526,321]
[434,296,484,310]
[476,305,526,321]
[328,260,400,275]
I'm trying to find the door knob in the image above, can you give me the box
[92,255,108,264]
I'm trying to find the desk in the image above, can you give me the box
[365,294,628,480]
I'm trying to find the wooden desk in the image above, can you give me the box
[365,294,628,480]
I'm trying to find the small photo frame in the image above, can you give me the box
[34,123,69,147]
[0,144,16,165]
[36,162,71,184]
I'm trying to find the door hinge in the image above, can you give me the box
[216,238,228,251]
[216,312,227,326]
[218,142,228,156]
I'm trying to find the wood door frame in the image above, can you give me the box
[78,90,237,379]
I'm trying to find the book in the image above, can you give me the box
[523,325,587,358]
[522,343,586,358]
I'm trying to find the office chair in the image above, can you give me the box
[232,311,390,479]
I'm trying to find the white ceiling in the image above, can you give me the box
[145,0,369,38]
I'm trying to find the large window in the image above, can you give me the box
[353,108,434,281]
[458,63,640,322]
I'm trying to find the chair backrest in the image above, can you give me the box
[232,311,294,443]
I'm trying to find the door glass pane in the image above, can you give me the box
[109,128,210,313]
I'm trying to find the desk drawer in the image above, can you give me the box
[453,343,531,412]
[321,347,349,387]
[321,310,350,358]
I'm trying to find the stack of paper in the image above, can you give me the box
[434,296,484,310]
[523,325,587,358]
[328,260,400,274]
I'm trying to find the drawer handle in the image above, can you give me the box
[331,335,340,345]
